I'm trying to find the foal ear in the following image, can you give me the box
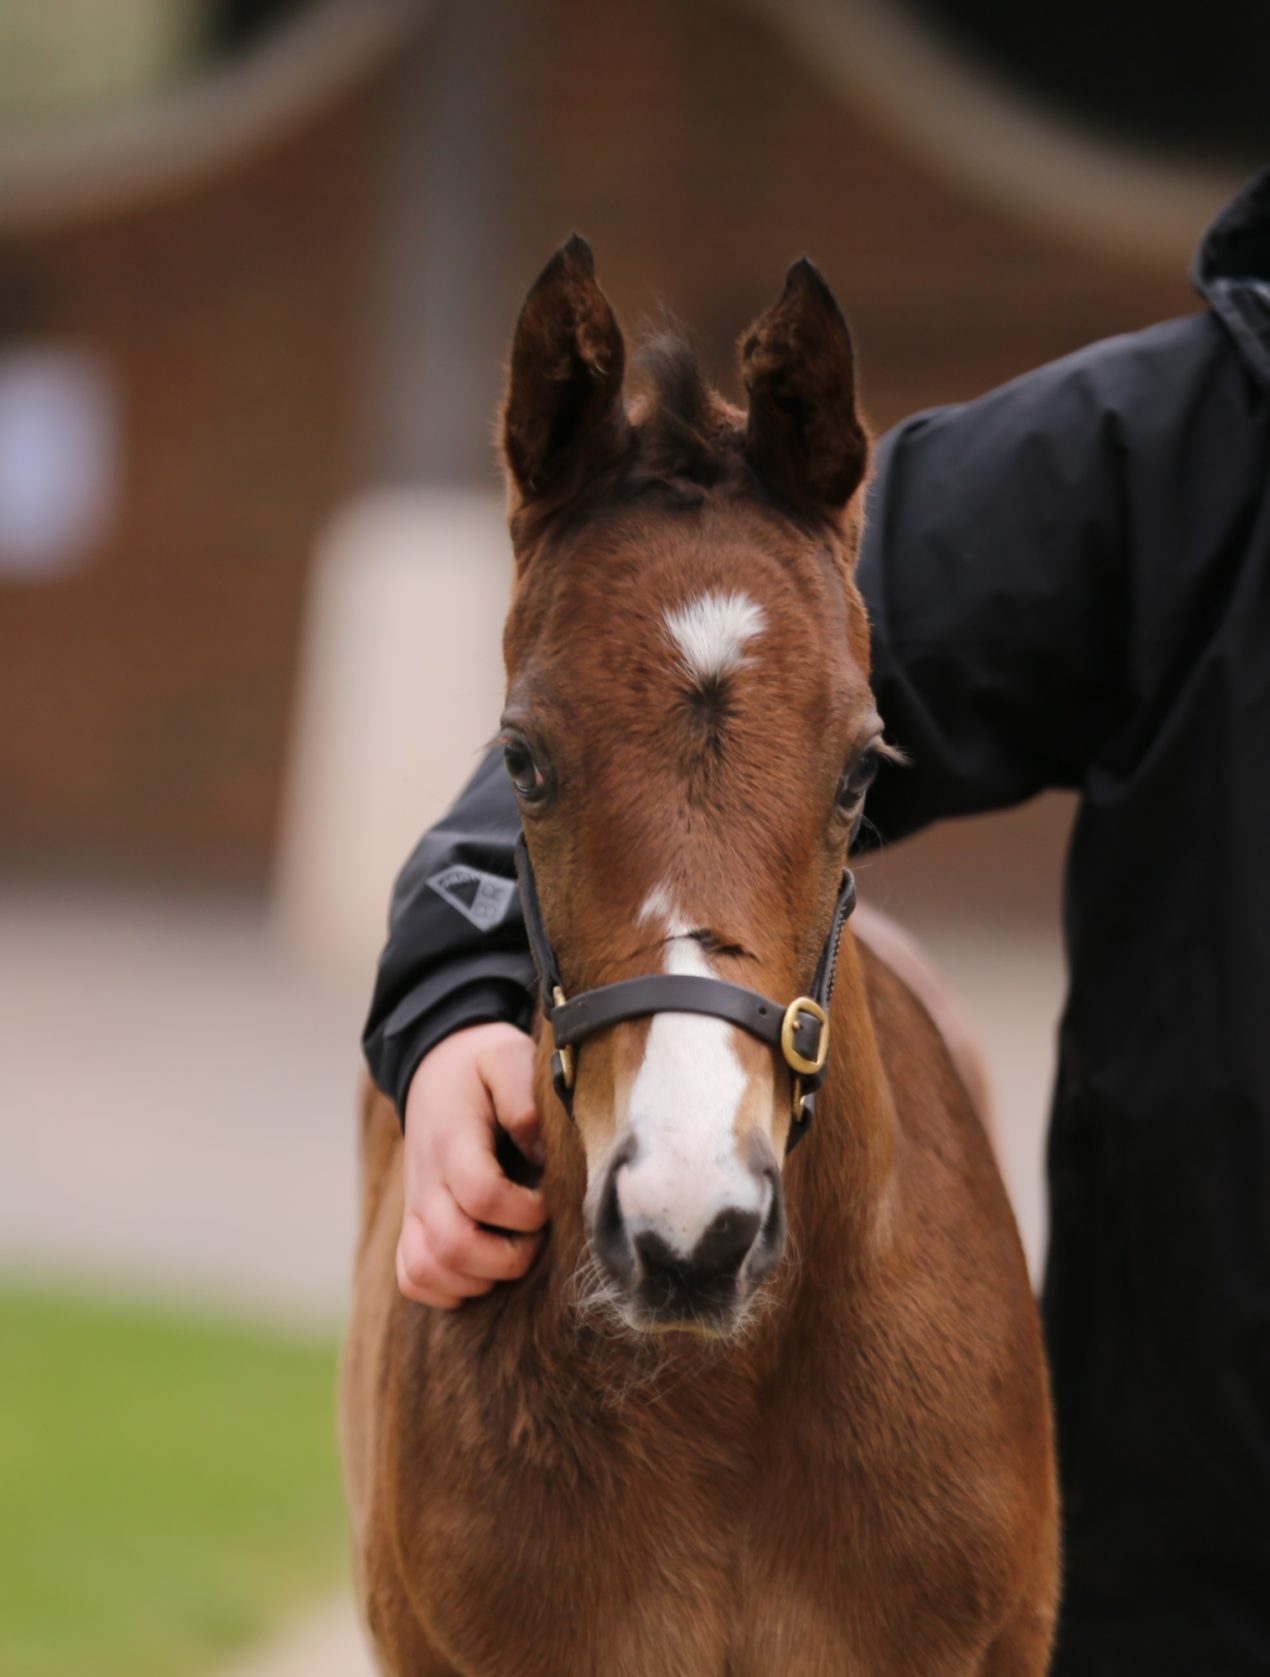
[740,259,868,520]
[502,233,628,503]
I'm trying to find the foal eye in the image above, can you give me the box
[503,739,547,801]
[837,746,880,810]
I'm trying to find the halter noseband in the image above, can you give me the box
[513,834,856,1154]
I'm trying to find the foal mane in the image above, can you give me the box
[611,327,851,552]
[508,323,748,547]
[628,327,738,497]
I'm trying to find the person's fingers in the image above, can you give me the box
[422,1185,542,1284]
[476,1033,545,1163]
[446,1126,549,1234]
[397,1025,550,1309]
[398,1255,477,1309]
[396,1214,493,1307]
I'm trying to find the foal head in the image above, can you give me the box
[500,237,881,1335]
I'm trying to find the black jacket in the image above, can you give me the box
[364,168,1270,1676]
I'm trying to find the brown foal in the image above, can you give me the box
[342,238,1058,1676]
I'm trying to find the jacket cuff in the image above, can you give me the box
[372,977,536,1127]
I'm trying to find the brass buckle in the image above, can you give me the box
[790,1074,807,1124]
[551,986,575,1091]
[781,996,828,1079]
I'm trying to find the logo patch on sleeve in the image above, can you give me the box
[426,865,517,931]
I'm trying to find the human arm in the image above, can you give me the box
[859,307,1261,842]
[860,337,1133,842]
[361,747,543,1307]
[363,744,532,1120]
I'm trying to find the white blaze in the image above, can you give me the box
[664,590,766,688]
[613,885,768,1252]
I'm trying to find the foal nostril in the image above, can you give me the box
[592,1145,635,1282]
[691,1207,765,1281]
[747,1168,786,1285]
[633,1206,765,1313]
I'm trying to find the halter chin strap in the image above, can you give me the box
[513,834,856,1154]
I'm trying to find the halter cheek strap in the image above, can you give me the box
[512,834,856,1154]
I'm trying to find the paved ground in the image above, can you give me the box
[0,882,365,1325]
[217,1596,374,1677]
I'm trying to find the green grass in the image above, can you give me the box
[0,1281,347,1677]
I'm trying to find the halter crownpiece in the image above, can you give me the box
[513,834,856,1154]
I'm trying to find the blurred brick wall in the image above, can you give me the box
[0,60,397,882]
[499,0,1194,431]
[0,0,1200,883]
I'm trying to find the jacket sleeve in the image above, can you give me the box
[362,745,536,1117]
[855,320,1201,843]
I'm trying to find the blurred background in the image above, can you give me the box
[0,1,1261,1673]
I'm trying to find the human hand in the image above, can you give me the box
[396,1022,548,1308]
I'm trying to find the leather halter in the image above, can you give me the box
[513,834,857,1154]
